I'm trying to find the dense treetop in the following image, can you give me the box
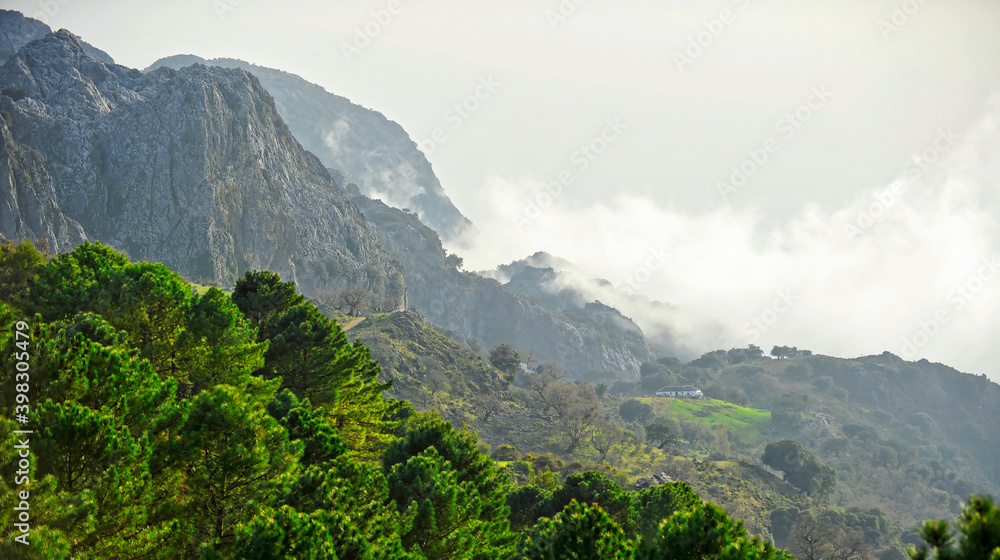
[0,240,994,559]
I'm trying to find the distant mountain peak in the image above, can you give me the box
[146,55,475,243]
[0,22,403,298]
[0,10,113,64]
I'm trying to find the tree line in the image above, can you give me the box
[0,239,995,559]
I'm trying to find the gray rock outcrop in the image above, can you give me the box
[351,190,654,380]
[147,55,474,243]
[0,29,403,296]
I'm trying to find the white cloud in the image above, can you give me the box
[452,95,1000,381]
[321,118,351,157]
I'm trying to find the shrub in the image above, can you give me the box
[512,460,533,476]
[812,376,834,390]
[532,453,564,473]
[2,86,27,102]
[619,399,653,423]
[491,444,520,461]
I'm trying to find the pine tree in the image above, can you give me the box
[636,501,795,560]
[232,269,399,455]
[633,482,701,542]
[384,412,515,558]
[231,506,346,560]
[536,471,635,533]
[389,448,490,559]
[910,495,1000,560]
[521,500,634,560]
[164,384,299,555]
[0,239,46,305]
[280,460,411,559]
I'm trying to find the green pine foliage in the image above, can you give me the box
[521,500,634,560]
[0,240,829,559]
[636,501,794,560]
[909,495,1000,560]
[232,270,399,456]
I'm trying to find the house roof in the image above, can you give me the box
[656,385,700,392]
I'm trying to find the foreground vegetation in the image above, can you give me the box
[0,241,788,558]
[346,279,1000,559]
[0,239,996,559]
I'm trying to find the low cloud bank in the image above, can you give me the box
[448,96,1000,381]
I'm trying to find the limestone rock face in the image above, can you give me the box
[0,13,654,379]
[0,10,49,63]
[148,55,474,243]
[351,190,653,381]
[633,473,675,490]
[0,9,114,64]
[0,95,86,251]
[0,29,403,296]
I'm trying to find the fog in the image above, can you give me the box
[8,0,1000,379]
[458,96,1000,378]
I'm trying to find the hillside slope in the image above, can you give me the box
[657,348,1000,527]
[0,28,403,297]
[487,251,726,360]
[147,54,474,242]
[347,311,811,541]
[348,310,507,417]
[350,190,656,381]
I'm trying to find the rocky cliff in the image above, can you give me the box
[0,94,86,250]
[0,9,114,64]
[350,189,654,381]
[146,55,474,243]
[486,251,715,360]
[0,13,654,379]
[0,28,403,297]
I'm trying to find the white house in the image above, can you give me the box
[655,385,703,398]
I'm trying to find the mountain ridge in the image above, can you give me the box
[0,14,658,380]
[146,53,475,243]
[0,27,404,298]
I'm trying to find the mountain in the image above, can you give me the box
[349,189,655,380]
[0,9,114,64]
[146,54,474,243]
[668,348,1000,530]
[484,251,723,360]
[347,309,508,411]
[0,29,403,297]
[0,15,656,380]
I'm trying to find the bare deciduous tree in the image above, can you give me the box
[528,371,559,410]
[365,291,401,314]
[558,399,599,454]
[335,288,370,317]
[790,514,872,560]
[479,394,503,423]
[589,420,625,462]
[310,289,340,316]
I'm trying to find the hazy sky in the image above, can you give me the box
[8,0,1000,380]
